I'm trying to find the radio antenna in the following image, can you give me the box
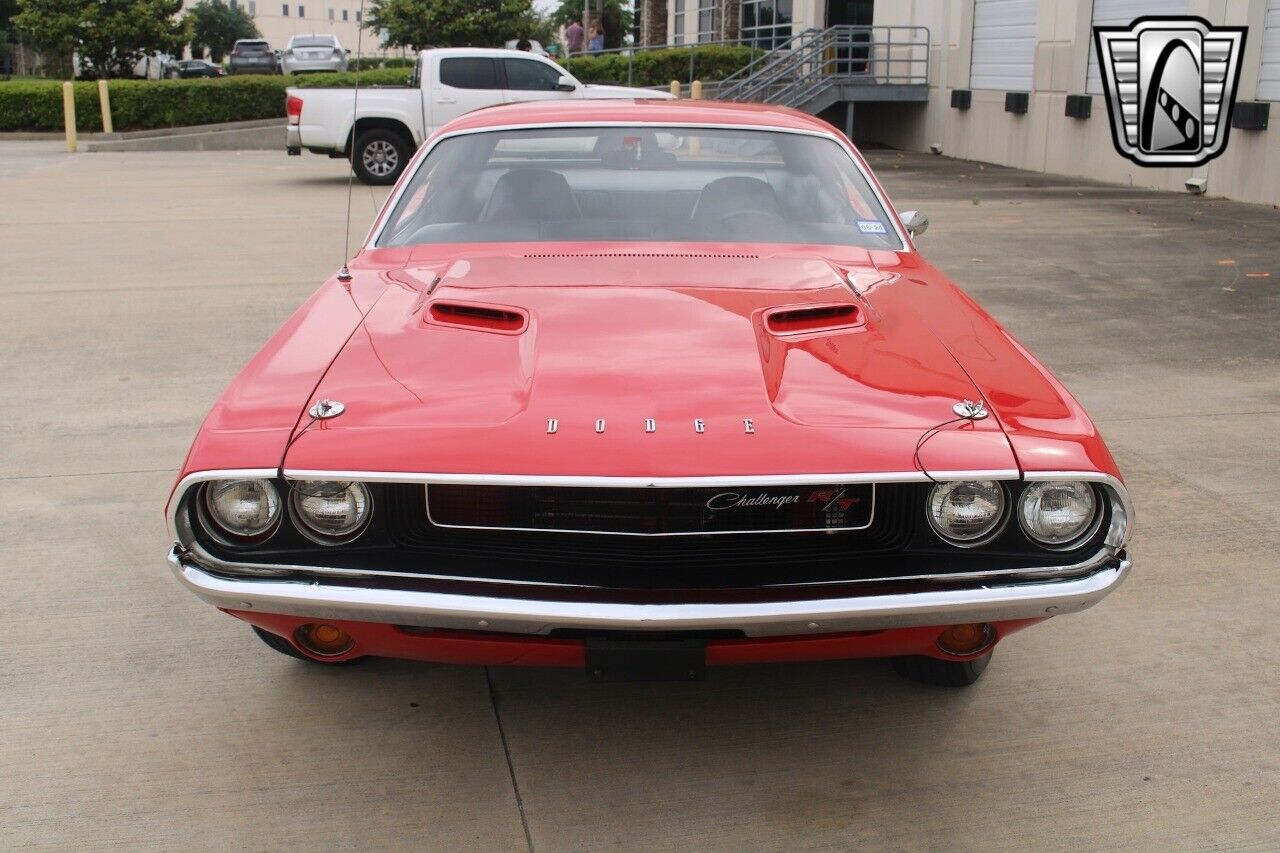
[338,0,368,283]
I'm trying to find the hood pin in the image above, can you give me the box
[309,399,346,420]
[953,399,989,420]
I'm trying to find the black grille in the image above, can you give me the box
[191,481,1109,592]
[426,483,874,534]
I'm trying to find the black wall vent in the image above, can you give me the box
[1065,94,1092,119]
[1231,101,1269,132]
[1005,92,1029,114]
[950,89,971,110]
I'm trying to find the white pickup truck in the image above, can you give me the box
[286,47,670,184]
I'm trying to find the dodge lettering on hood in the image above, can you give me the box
[168,100,1131,685]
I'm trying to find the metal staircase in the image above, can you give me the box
[716,26,930,114]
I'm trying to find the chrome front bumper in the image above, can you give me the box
[169,545,1130,639]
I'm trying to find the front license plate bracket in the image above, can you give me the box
[584,638,707,682]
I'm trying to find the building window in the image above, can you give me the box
[248,0,255,14]
[741,0,792,49]
[697,0,717,42]
[673,0,685,44]
[342,8,348,20]
[355,9,361,21]
[229,0,237,8]
[281,3,288,15]
[328,7,333,20]
[297,4,304,16]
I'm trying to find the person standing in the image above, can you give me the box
[566,19,584,55]
[588,25,605,54]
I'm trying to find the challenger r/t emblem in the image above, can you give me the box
[1094,17,1246,167]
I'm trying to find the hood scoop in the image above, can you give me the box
[765,303,863,335]
[426,300,528,334]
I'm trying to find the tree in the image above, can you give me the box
[1,0,20,70]
[547,0,632,49]
[367,0,543,49]
[14,0,189,77]
[185,0,258,62]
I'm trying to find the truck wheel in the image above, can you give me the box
[251,626,360,665]
[352,129,409,185]
[891,651,992,687]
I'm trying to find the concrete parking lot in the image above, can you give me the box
[2,143,1277,850]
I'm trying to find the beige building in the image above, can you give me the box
[656,0,1280,205]
[193,0,383,56]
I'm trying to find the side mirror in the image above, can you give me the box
[899,210,928,238]
[556,74,577,92]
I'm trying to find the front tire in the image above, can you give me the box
[892,651,992,687]
[251,626,360,665]
[351,129,409,185]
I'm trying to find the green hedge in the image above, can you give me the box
[0,71,409,132]
[349,57,415,71]
[561,45,761,86]
[292,68,411,88]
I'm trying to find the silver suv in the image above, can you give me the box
[228,39,278,75]
[282,35,350,75]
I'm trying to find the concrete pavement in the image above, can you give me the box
[1,145,1276,850]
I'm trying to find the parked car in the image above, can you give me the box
[282,34,350,75]
[168,99,1133,687]
[284,47,673,184]
[166,59,226,79]
[228,39,278,75]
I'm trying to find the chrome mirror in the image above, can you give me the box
[900,210,929,238]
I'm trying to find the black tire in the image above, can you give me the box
[892,651,992,687]
[351,129,410,186]
[251,626,361,665]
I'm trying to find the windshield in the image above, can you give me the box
[376,126,903,250]
[291,37,336,47]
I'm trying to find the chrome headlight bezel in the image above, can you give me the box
[925,480,1010,548]
[198,478,283,547]
[288,480,373,545]
[1018,480,1104,550]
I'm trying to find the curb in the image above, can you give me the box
[85,120,286,152]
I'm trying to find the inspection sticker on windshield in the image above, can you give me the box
[857,220,887,234]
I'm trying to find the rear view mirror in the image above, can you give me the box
[556,75,577,92]
[900,210,929,238]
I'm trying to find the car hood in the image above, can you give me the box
[283,253,1017,477]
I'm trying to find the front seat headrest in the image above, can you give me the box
[480,168,580,222]
[692,176,783,220]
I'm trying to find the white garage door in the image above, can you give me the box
[1086,0,1190,95]
[970,0,1038,91]
[1260,0,1280,100]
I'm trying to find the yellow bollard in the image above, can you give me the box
[62,81,77,153]
[97,79,113,134]
[669,79,680,99]
[690,79,703,100]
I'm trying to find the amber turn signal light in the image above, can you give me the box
[937,623,994,656]
[295,623,355,656]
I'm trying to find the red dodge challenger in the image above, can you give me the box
[167,100,1132,686]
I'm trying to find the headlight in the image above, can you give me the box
[202,479,282,542]
[926,480,1006,546]
[1018,481,1100,547]
[289,480,372,544]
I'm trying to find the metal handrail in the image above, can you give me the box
[716,28,826,97]
[718,26,930,108]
